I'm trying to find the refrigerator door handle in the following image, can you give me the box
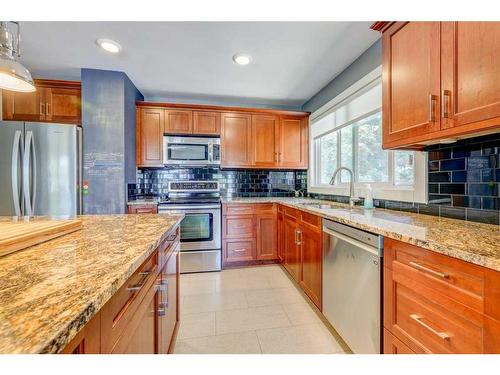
[11,130,23,217]
[23,130,36,218]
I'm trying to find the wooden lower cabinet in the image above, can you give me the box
[283,213,301,282]
[62,226,180,354]
[298,224,322,309]
[222,203,276,266]
[383,328,415,354]
[128,204,158,214]
[384,237,500,354]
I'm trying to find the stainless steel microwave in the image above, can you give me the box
[163,136,221,166]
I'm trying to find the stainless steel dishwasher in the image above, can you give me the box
[322,218,383,354]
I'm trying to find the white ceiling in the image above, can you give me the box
[18,22,379,107]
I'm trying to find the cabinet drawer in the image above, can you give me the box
[100,251,158,353]
[284,206,300,219]
[223,216,255,238]
[223,204,254,215]
[383,328,415,354]
[390,282,483,353]
[159,227,180,268]
[254,203,275,214]
[385,238,485,313]
[300,211,321,231]
[224,239,256,262]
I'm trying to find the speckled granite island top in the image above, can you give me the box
[222,197,500,272]
[0,214,183,354]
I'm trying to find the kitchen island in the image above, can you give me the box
[0,214,183,354]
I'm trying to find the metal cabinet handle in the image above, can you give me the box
[297,229,302,245]
[11,130,23,217]
[46,102,50,116]
[442,90,451,119]
[428,94,437,123]
[127,271,151,292]
[409,261,449,279]
[410,314,450,341]
[23,131,36,217]
[40,102,45,116]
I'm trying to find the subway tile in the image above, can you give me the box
[440,158,466,171]
[428,194,452,205]
[452,195,469,208]
[429,172,451,183]
[439,183,465,195]
[468,183,498,197]
[440,206,466,221]
[451,171,467,183]
[428,150,451,161]
[466,208,499,225]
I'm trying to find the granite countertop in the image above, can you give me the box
[222,197,500,272]
[0,214,183,354]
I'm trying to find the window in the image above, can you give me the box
[309,67,427,203]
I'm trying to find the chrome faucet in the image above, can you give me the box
[329,167,362,209]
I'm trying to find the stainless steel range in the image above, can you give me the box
[158,181,221,273]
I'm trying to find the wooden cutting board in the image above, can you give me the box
[0,219,82,257]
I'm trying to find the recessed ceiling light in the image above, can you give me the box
[96,38,122,54]
[232,53,252,66]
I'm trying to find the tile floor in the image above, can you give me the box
[174,265,348,354]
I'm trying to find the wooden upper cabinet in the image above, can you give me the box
[2,88,45,121]
[252,114,279,168]
[379,21,500,148]
[164,109,193,134]
[221,112,253,167]
[44,87,81,124]
[2,80,81,124]
[382,22,442,148]
[137,108,164,167]
[278,116,308,169]
[193,111,221,135]
[441,22,500,130]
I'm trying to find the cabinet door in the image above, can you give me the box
[165,109,193,134]
[158,249,179,354]
[2,88,45,121]
[44,87,81,124]
[62,313,101,354]
[383,329,415,354]
[193,111,221,135]
[221,112,253,167]
[120,286,159,354]
[382,22,442,147]
[256,214,277,260]
[299,225,322,309]
[252,114,279,168]
[278,116,308,169]
[283,216,300,282]
[137,108,164,167]
[441,22,500,131]
[277,210,284,263]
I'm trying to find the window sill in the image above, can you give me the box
[308,185,427,204]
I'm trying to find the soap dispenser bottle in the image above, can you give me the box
[364,184,374,209]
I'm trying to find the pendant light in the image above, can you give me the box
[0,21,35,92]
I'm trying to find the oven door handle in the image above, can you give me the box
[159,204,221,210]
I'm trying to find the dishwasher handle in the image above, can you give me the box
[323,227,382,257]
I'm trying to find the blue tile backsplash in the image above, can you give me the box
[128,133,500,226]
[128,167,308,200]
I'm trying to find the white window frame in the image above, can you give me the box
[308,66,428,204]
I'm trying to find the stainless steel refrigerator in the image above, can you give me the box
[0,121,82,219]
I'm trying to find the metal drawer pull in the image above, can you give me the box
[409,261,449,279]
[410,314,450,341]
[233,248,248,253]
[127,271,151,292]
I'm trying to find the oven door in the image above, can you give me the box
[158,204,221,251]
